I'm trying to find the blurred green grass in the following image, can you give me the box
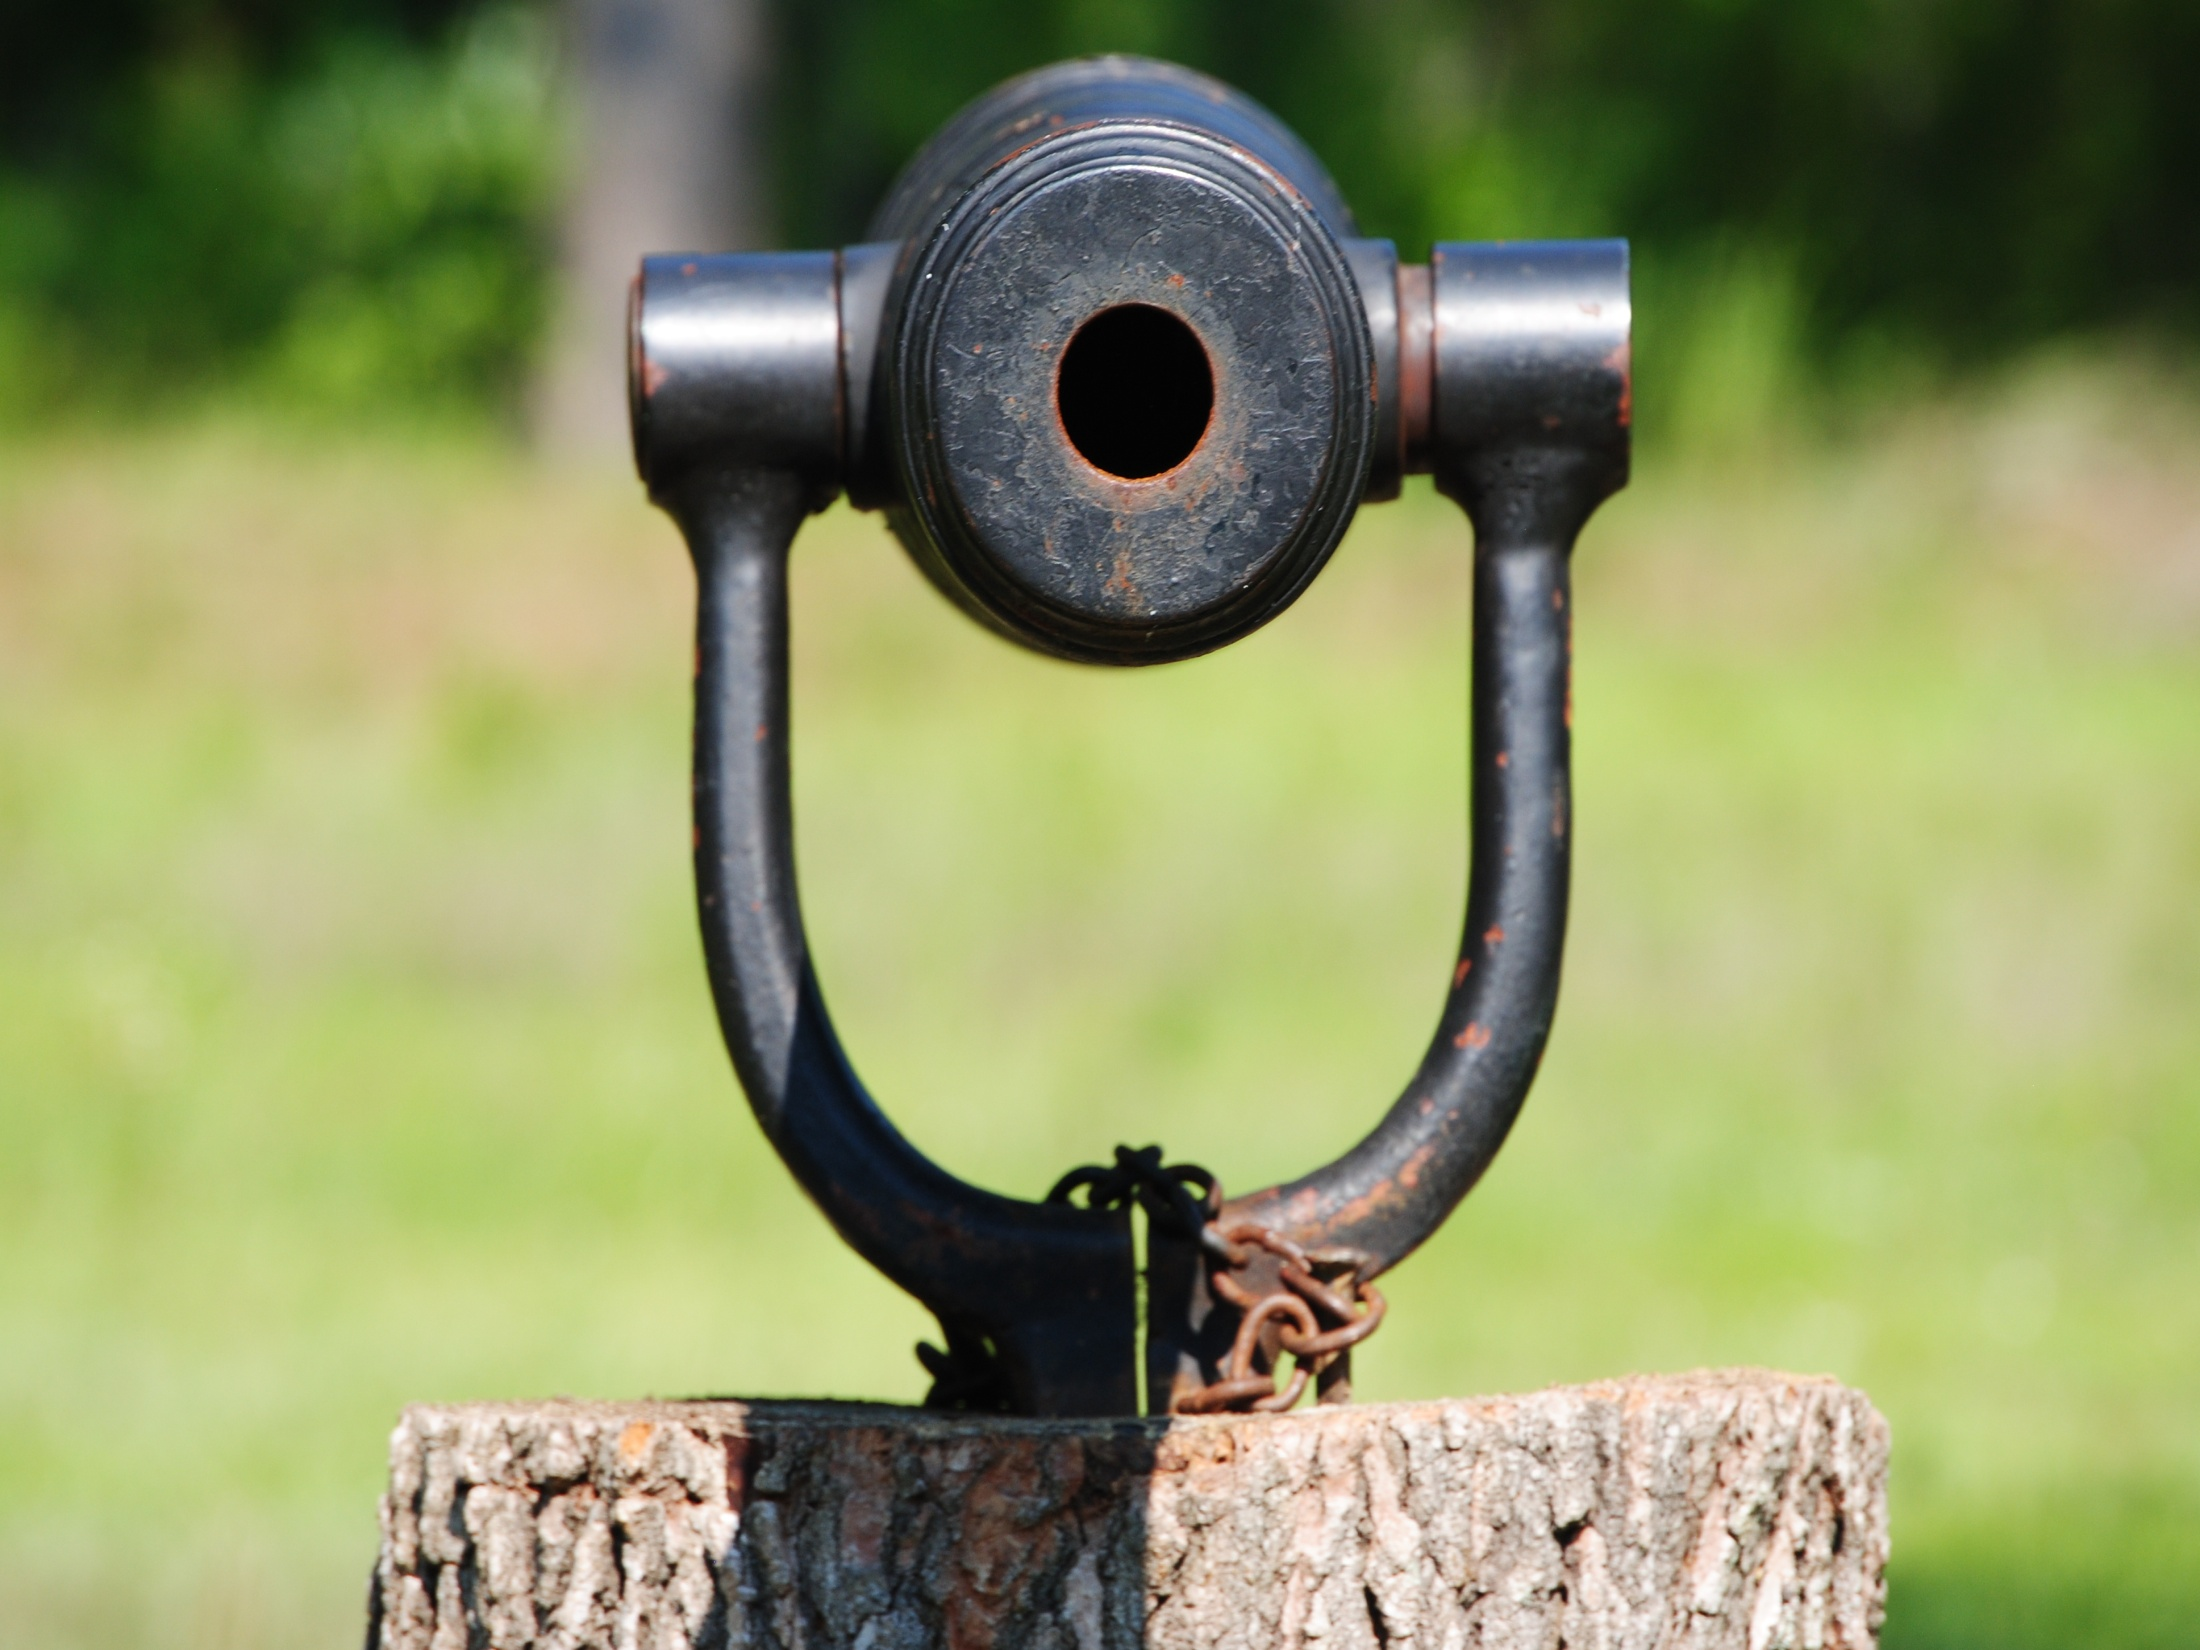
[2,359,2197,1648]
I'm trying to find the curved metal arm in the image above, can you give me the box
[658,464,1135,1418]
[1146,243,1629,1408]
[1145,467,1593,1407]
[1223,243,1630,1273]
[1221,488,1579,1265]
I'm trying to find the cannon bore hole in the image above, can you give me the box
[1056,304,1214,479]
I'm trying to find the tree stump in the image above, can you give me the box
[369,1369,1887,1650]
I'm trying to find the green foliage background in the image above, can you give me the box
[777,0,2200,355]
[0,2,554,419]
[2,0,2197,418]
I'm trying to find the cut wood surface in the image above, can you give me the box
[370,1369,1887,1650]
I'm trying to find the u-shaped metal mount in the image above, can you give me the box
[640,242,1630,1416]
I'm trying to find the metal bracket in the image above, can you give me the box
[628,58,1630,1416]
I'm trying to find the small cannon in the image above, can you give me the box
[627,57,1631,1418]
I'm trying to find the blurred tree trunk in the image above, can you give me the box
[537,0,770,455]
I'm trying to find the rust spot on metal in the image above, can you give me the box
[1484,926,1505,946]
[1453,1022,1491,1051]
[1278,1185,1325,1226]
[755,722,769,742]
[641,356,670,398]
[1604,337,1633,427]
[1396,263,1433,473]
[1495,751,1510,769]
[1397,1141,1437,1189]
[1453,958,1473,988]
[1104,541,1140,606]
[1327,1178,1399,1232]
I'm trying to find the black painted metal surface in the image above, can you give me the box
[881,103,1373,664]
[627,56,1631,1417]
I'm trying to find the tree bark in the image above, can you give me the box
[369,1369,1887,1650]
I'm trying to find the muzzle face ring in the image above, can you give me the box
[886,122,1375,665]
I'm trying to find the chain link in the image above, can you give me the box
[1171,1221,1386,1414]
[1048,1145,1387,1415]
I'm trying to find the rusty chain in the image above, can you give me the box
[1171,1220,1387,1414]
[1047,1145,1387,1415]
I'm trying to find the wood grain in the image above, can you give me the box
[370,1369,1887,1650]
